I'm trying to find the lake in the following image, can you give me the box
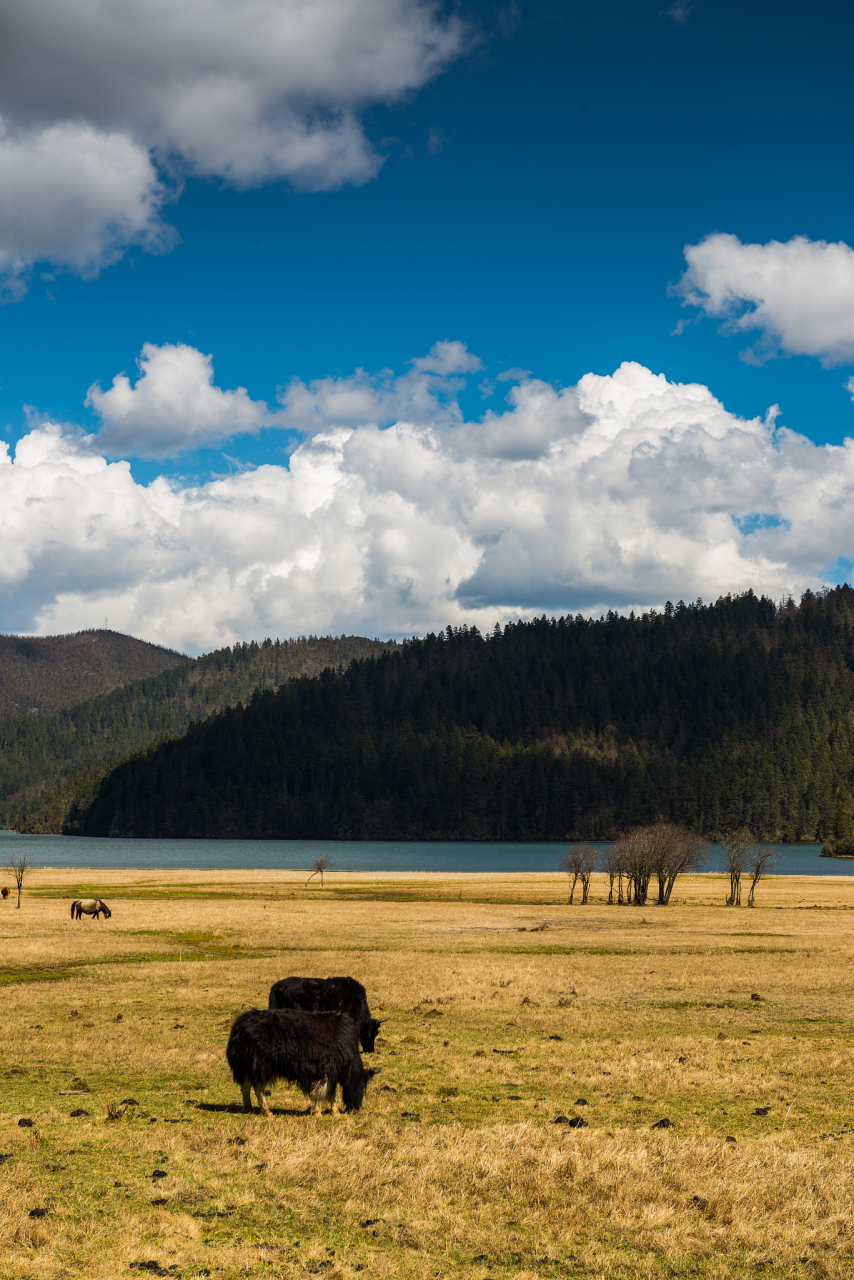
[0,830,847,876]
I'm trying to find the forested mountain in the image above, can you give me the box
[69,587,854,843]
[0,629,185,716]
[1,634,398,832]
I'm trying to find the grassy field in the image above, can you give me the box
[1,867,853,1279]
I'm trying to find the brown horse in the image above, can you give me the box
[71,899,112,920]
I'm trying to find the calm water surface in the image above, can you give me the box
[0,830,847,876]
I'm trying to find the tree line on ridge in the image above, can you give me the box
[64,587,854,843]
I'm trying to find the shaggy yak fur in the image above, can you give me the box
[226,1008,378,1116]
[267,976,384,1052]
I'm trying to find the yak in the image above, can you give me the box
[268,976,384,1052]
[226,1008,377,1117]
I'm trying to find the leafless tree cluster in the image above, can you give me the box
[719,832,778,906]
[559,823,707,907]
[610,822,708,906]
[558,844,598,903]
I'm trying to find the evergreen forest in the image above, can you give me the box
[1,634,397,832]
[67,587,854,843]
[0,629,185,716]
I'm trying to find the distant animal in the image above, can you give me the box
[0,887,9,899]
[226,1008,378,1117]
[71,898,112,920]
[268,976,385,1052]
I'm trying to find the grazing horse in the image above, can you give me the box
[71,899,112,920]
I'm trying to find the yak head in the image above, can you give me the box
[363,1018,386,1053]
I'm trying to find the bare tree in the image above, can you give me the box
[613,827,655,906]
[8,852,30,909]
[720,831,752,905]
[601,844,627,904]
[610,823,706,907]
[305,855,333,888]
[747,848,778,907]
[558,844,598,903]
[651,823,708,905]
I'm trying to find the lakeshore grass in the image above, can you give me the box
[1,868,853,1278]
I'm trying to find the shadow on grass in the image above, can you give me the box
[192,1100,310,1117]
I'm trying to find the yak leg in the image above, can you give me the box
[240,1077,254,1114]
[309,1077,330,1115]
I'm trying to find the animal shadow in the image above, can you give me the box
[192,1101,308,1117]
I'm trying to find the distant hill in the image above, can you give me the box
[1,634,398,832]
[0,630,186,717]
[65,587,854,843]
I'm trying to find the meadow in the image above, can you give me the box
[1,866,853,1279]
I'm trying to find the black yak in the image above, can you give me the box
[268,976,384,1052]
[226,1008,378,1117]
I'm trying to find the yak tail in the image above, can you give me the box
[70,901,76,918]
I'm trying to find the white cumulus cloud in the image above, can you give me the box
[2,356,852,652]
[0,0,469,293]
[82,338,484,455]
[673,232,854,365]
[86,343,275,458]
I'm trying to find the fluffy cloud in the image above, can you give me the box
[81,338,483,455]
[0,120,172,300]
[673,233,854,365]
[278,340,482,432]
[2,358,852,652]
[86,343,275,458]
[0,0,468,292]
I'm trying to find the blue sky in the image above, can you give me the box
[1,0,853,650]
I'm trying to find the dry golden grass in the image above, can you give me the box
[0,868,853,1278]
